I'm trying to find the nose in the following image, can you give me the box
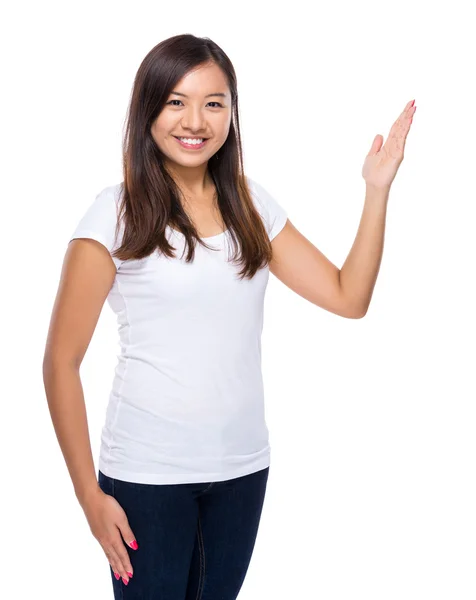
[180,106,207,134]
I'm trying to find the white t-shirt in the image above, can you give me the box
[69,176,288,484]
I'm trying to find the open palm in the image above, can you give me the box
[362,99,416,189]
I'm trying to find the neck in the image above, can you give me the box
[165,161,213,197]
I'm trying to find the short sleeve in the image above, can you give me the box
[246,176,288,241]
[69,183,125,270]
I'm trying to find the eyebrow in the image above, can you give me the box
[170,91,227,99]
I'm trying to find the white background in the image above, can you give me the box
[2,1,475,598]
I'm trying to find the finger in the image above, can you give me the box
[390,104,414,140]
[117,518,138,561]
[103,543,129,584]
[405,100,416,121]
[388,101,415,139]
[112,539,134,583]
[384,101,415,155]
[394,101,415,129]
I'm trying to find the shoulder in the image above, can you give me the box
[245,175,288,241]
[95,182,123,214]
[69,182,125,269]
[245,176,266,206]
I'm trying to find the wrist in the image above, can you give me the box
[365,183,391,194]
[365,184,391,202]
[76,482,103,508]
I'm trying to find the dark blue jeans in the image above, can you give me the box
[97,466,270,599]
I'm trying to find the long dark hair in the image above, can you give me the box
[112,33,274,280]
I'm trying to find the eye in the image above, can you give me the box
[166,100,223,108]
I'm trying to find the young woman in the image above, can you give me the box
[43,33,416,599]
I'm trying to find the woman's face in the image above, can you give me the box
[151,62,232,170]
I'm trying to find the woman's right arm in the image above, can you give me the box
[43,238,137,584]
[42,237,117,508]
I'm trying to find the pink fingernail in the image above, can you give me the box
[127,571,133,578]
[114,572,120,580]
[122,577,129,585]
[130,540,139,550]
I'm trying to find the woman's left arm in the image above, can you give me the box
[269,99,417,319]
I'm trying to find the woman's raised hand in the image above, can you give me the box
[362,99,417,190]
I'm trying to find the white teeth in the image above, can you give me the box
[178,137,204,145]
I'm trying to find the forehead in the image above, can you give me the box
[172,63,230,97]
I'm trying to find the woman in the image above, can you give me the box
[43,33,416,599]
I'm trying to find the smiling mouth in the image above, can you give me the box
[173,136,209,140]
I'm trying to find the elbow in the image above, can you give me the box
[43,352,81,376]
[345,304,368,319]
[355,305,368,319]
[338,286,369,319]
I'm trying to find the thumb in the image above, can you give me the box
[368,134,383,156]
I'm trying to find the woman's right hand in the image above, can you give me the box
[82,488,138,585]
